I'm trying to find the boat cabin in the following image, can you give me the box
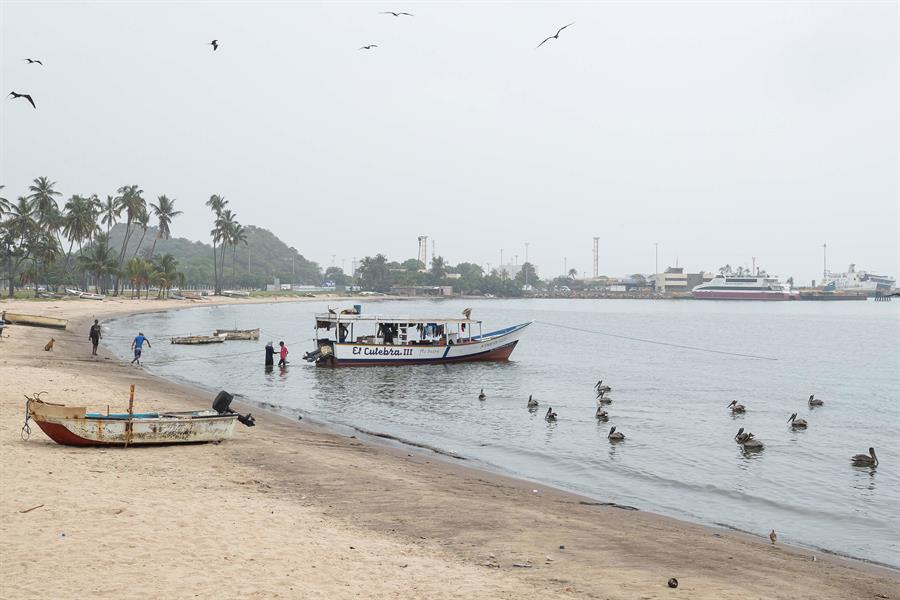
[313,312,483,348]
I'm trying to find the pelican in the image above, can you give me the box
[808,394,824,407]
[545,407,557,421]
[597,390,612,404]
[478,388,486,401]
[742,437,764,450]
[595,407,608,422]
[527,394,539,408]
[462,308,472,319]
[727,400,745,414]
[851,447,878,467]
[787,412,807,429]
[594,379,611,394]
[734,427,752,444]
[607,426,625,441]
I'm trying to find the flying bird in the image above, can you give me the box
[208,40,219,51]
[24,58,43,65]
[536,22,575,48]
[380,11,414,17]
[359,44,378,50]
[9,92,36,109]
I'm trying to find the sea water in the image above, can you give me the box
[105,298,900,566]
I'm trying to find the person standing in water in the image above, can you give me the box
[278,341,288,368]
[88,319,102,356]
[131,332,150,366]
[264,341,275,368]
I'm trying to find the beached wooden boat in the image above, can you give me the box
[180,291,203,300]
[222,290,251,298]
[24,391,254,447]
[0,311,68,330]
[64,288,105,300]
[213,328,260,340]
[305,310,531,367]
[171,335,225,345]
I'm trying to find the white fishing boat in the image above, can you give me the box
[222,290,250,298]
[64,288,105,300]
[304,309,531,367]
[213,328,260,340]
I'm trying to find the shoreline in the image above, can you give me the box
[2,296,898,599]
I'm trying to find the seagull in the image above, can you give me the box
[359,44,378,50]
[9,92,36,109]
[380,11,414,17]
[536,22,575,49]
[24,58,43,65]
[208,40,219,51]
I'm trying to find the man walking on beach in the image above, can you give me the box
[278,341,288,368]
[89,319,102,356]
[131,332,151,366]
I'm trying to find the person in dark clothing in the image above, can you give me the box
[264,341,275,368]
[89,319,102,356]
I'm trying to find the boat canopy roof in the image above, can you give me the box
[314,313,480,325]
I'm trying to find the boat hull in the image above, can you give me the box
[213,328,260,340]
[319,322,531,367]
[28,403,238,446]
[0,311,68,329]
[692,290,799,300]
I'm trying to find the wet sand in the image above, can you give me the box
[1,296,897,599]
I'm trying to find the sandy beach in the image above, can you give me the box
[1,296,897,599]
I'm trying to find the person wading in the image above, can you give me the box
[265,341,275,369]
[131,332,151,366]
[278,341,289,368]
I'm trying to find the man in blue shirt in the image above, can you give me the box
[131,332,151,366]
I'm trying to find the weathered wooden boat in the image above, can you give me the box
[0,311,68,330]
[64,288,105,300]
[180,291,204,300]
[213,328,260,340]
[23,390,254,447]
[65,287,83,297]
[171,335,225,345]
[222,290,251,298]
[304,309,532,367]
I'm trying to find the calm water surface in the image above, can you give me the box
[106,298,900,566]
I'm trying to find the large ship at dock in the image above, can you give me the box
[821,264,895,293]
[692,274,799,300]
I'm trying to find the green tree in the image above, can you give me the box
[113,184,146,293]
[430,255,447,280]
[3,197,39,297]
[100,195,119,236]
[357,254,390,292]
[205,194,228,294]
[78,233,118,294]
[148,195,182,259]
[401,258,424,271]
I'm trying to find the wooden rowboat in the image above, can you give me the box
[171,335,225,345]
[222,290,250,298]
[24,391,254,447]
[0,311,68,330]
[213,328,260,340]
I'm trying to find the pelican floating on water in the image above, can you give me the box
[742,436,764,450]
[478,388,486,401]
[734,428,752,444]
[607,426,625,441]
[727,400,745,414]
[787,412,807,429]
[527,395,539,408]
[545,407,557,421]
[594,379,611,394]
[597,390,612,404]
[595,407,609,422]
[851,447,878,467]
[808,394,824,407]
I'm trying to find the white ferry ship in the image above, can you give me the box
[692,275,799,300]
[304,309,531,367]
[821,264,895,293]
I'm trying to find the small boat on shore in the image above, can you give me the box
[180,291,204,300]
[171,335,225,345]
[24,390,254,447]
[65,288,105,300]
[0,311,68,330]
[213,328,260,340]
[304,308,531,367]
[222,290,250,298]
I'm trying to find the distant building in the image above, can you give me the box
[390,285,453,297]
[654,267,688,293]
[685,271,715,290]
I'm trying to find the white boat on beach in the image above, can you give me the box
[304,309,531,367]
[65,288,105,300]
[222,290,250,298]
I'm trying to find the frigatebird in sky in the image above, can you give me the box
[208,39,219,51]
[24,58,43,65]
[9,92,36,109]
[359,44,378,50]
[380,11,413,17]
[536,22,575,48]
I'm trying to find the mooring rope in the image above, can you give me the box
[533,320,778,361]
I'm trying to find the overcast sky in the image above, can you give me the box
[2,1,897,283]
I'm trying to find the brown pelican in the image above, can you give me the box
[597,389,612,404]
[607,426,625,441]
[527,394,539,408]
[478,388,486,401]
[742,436,764,450]
[808,394,824,407]
[594,379,611,394]
[787,412,807,429]
[727,400,745,414]
[735,428,754,444]
[545,407,557,421]
[595,407,608,422]
[851,447,878,467]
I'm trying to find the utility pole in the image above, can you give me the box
[654,242,659,275]
[500,249,504,279]
[593,237,599,280]
[823,243,827,279]
[524,242,529,288]
[564,256,567,277]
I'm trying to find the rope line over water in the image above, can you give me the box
[533,320,778,361]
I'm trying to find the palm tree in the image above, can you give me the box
[229,222,247,283]
[61,195,100,282]
[0,185,9,217]
[215,209,236,288]
[153,254,183,298]
[100,195,119,236]
[113,184,145,292]
[78,233,118,294]
[28,176,62,229]
[131,204,150,259]
[205,194,228,294]
[148,195,182,259]
[4,197,38,297]
[568,268,578,280]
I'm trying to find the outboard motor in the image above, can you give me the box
[213,390,256,427]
